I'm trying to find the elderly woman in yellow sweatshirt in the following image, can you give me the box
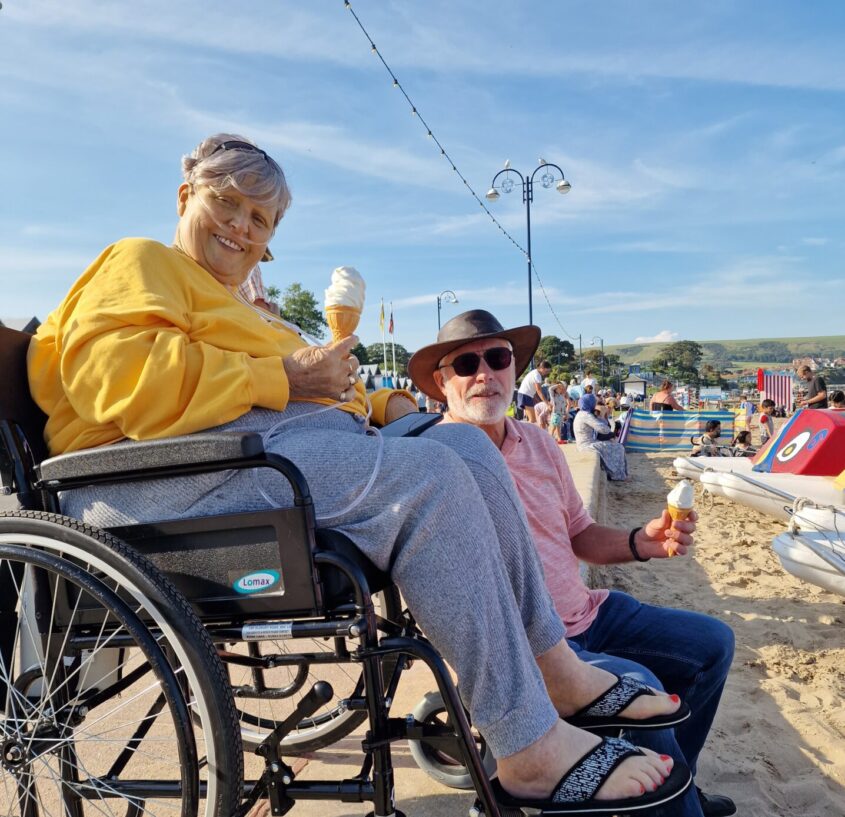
[26,134,681,812]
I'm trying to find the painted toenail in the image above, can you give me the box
[660,755,671,761]
[669,694,680,702]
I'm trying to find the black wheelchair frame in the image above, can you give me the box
[0,325,501,817]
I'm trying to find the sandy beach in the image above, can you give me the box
[595,452,845,816]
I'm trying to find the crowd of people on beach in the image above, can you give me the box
[510,361,842,464]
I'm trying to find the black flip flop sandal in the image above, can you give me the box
[492,736,692,814]
[565,674,691,731]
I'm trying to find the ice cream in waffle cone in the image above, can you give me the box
[324,266,365,342]
[326,305,361,342]
[666,480,694,556]
[667,505,693,522]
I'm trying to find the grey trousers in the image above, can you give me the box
[62,404,565,758]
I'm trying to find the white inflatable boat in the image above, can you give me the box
[698,469,845,521]
[673,456,754,482]
[772,529,845,597]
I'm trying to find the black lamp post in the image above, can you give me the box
[486,159,571,327]
[437,290,458,331]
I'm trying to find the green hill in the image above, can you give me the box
[605,336,845,367]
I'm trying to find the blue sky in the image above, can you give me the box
[2,0,844,353]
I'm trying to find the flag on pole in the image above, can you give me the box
[379,298,389,384]
[389,302,397,377]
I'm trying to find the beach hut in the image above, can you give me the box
[622,374,652,398]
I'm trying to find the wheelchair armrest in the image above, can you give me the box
[37,432,266,483]
[379,412,442,437]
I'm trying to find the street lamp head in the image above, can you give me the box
[503,159,511,169]
[485,187,500,201]
[556,178,572,194]
[439,289,458,304]
[538,157,547,166]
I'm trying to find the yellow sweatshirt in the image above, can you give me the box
[28,238,370,455]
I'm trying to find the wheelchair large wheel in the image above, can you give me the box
[226,585,403,754]
[0,512,242,817]
[0,543,198,815]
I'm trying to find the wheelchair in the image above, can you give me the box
[0,326,689,816]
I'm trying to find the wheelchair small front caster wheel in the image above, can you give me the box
[408,691,497,790]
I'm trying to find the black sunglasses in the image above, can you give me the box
[439,347,513,377]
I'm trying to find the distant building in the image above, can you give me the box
[792,357,818,371]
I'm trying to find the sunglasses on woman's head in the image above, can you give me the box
[439,347,513,377]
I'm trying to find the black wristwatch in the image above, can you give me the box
[628,526,650,562]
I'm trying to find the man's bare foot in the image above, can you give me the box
[537,642,681,721]
[498,719,673,802]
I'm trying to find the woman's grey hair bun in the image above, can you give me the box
[182,133,291,225]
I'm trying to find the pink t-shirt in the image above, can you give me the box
[500,417,608,636]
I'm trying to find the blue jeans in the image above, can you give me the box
[568,591,735,817]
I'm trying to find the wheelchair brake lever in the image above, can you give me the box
[256,680,335,759]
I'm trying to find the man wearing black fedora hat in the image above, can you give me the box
[409,310,737,817]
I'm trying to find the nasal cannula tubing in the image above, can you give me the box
[231,287,384,522]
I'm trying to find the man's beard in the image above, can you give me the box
[447,384,511,425]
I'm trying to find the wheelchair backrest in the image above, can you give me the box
[0,326,48,462]
[0,327,49,507]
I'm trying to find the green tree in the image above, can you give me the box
[756,341,792,362]
[365,343,411,375]
[265,285,281,303]
[350,342,369,365]
[276,283,328,339]
[701,343,731,367]
[581,350,622,384]
[536,336,575,366]
[549,365,573,384]
[699,363,724,387]
[652,340,704,384]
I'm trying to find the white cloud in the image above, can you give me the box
[633,330,679,344]
[802,237,828,246]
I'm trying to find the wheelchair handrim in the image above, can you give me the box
[0,530,224,817]
[0,543,200,815]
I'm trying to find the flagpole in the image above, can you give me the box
[390,301,397,380]
[380,298,389,385]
